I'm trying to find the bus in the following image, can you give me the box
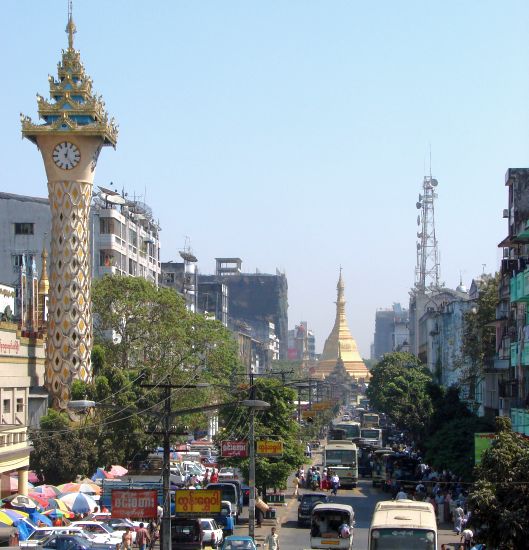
[331,421,361,441]
[323,441,358,488]
[359,427,383,448]
[368,500,437,549]
[362,412,380,428]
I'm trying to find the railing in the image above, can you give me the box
[0,425,29,452]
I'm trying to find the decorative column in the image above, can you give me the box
[21,7,117,408]
[17,467,29,496]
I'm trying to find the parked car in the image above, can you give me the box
[297,492,329,527]
[171,518,203,550]
[102,519,140,542]
[37,533,116,550]
[70,521,122,546]
[200,518,224,548]
[20,526,87,547]
[221,535,258,550]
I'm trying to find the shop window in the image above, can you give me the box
[16,398,24,413]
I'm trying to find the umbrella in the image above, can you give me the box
[0,508,28,525]
[7,495,38,510]
[43,509,74,519]
[27,494,49,509]
[77,482,101,496]
[57,483,81,494]
[32,485,62,498]
[28,511,52,526]
[58,493,97,514]
[28,472,40,484]
[109,465,128,477]
[45,498,70,512]
[91,468,114,481]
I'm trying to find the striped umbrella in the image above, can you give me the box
[43,508,74,519]
[0,508,29,526]
[58,493,97,514]
[7,495,39,510]
[26,493,49,509]
[57,483,81,494]
[45,498,70,512]
[32,485,62,498]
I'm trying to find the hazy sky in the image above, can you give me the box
[2,1,529,356]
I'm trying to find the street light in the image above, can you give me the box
[242,397,270,541]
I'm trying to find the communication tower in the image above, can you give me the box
[415,175,441,291]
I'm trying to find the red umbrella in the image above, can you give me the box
[27,493,50,509]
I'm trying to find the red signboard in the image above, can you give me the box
[221,440,248,458]
[111,489,158,519]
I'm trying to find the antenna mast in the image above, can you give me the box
[415,173,441,291]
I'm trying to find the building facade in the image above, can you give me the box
[373,303,409,361]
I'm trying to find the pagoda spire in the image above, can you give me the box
[66,0,76,50]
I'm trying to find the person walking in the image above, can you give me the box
[331,473,340,496]
[454,504,464,534]
[264,527,280,550]
[147,520,158,550]
[461,527,474,549]
[121,528,133,550]
[136,523,150,550]
[293,474,300,497]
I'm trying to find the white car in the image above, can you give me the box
[200,518,224,548]
[70,520,122,545]
[19,526,87,547]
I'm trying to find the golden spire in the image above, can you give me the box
[38,246,49,296]
[66,0,76,50]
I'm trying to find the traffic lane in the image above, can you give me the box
[278,480,387,550]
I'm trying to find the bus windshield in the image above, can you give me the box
[325,450,356,465]
[334,423,360,439]
[370,528,435,549]
[361,429,380,439]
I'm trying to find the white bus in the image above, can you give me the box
[368,500,437,550]
[324,441,358,488]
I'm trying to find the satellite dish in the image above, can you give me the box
[180,251,198,263]
[417,216,421,226]
[416,242,421,250]
[416,202,422,209]
[98,186,126,205]
[431,179,438,187]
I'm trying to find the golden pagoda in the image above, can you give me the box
[315,270,370,380]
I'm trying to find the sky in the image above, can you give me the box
[2,1,529,357]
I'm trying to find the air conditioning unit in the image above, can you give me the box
[503,209,509,218]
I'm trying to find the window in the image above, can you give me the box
[14,223,34,235]
[12,254,24,268]
[16,398,24,413]
[3,399,11,414]
[99,218,114,235]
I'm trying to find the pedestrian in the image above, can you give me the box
[121,528,133,550]
[147,520,158,550]
[136,522,150,550]
[454,504,464,534]
[293,474,300,497]
[395,487,408,500]
[210,468,219,483]
[264,526,280,550]
[331,473,340,496]
[461,528,474,549]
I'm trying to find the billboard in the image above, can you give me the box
[256,440,284,456]
[221,440,248,458]
[474,432,495,464]
[111,489,158,519]
[174,489,221,516]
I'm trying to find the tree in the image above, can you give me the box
[218,378,304,495]
[468,417,529,549]
[30,410,99,484]
[460,273,499,402]
[366,352,433,442]
[424,416,493,479]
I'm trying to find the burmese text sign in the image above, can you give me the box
[174,489,221,516]
[256,440,284,456]
[221,440,248,458]
[111,489,158,518]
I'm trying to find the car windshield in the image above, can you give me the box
[303,495,326,504]
[223,542,255,549]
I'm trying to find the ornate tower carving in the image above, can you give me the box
[21,6,117,408]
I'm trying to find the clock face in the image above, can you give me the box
[52,141,81,170]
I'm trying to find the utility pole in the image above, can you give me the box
[248,367,256,541]
[162,384,171,550]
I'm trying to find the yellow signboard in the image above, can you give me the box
[256,440,284,456]
[311,402,329,411]
[174,489,221,515]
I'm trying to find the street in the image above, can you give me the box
[275,480,385,550]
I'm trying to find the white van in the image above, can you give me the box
[310,503,355,549]
[368,499,437,549]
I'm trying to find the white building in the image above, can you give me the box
[91,188,161,285]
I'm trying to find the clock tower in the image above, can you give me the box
[21,5,117,409]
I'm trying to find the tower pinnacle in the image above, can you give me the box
[66,0,76,50]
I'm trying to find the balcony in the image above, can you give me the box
[516,219,529,242]
[510,270,529,302]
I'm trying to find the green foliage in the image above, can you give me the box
[461,273,499,399]
[218,378,304,494]
[424,416,493,479]
[367,352,433,441]
[30,411,98,484]
[468,417,529,549]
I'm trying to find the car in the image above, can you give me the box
[171,518,203,550]
[20,526,87,547]
[37,533,116,550]
[70,521,122,546]
[297,492,329,527]
[221,535,258,550]
[102,519,140,543]
[200,518,224,548]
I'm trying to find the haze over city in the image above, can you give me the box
[3,0,529,355]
